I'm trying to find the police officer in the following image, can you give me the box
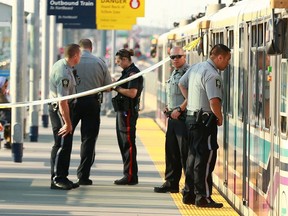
[179,44,231,207]
[49,43,81,190]
[154,46,189,193]
[73,39,112,185]
[112,48,143,185]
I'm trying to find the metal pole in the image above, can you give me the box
[49,16,57,74]
[111,30,116,74]
[11,0,24,162]
[41,0,50,127]
[101,30,107,57]
[29,0,40,141]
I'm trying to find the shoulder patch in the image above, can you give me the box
[62,79,69,88]
[216,79,221,88]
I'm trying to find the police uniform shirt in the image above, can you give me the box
[75,50,112,93]
[166,63,189,110]
[49,59,76,99]
[179,58,222,112]
[117,63,143,103]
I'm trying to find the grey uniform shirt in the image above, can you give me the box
[75,50,112,93]
[49,59,76,99]
[179,58,223,112]
[166,63,190,110]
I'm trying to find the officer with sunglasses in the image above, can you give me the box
[154,46,189,194]
[73,39,112,186]
[179,44,231,207]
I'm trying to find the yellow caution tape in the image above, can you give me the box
[183,37,201,51]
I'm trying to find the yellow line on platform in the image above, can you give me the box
[137,118,239,216]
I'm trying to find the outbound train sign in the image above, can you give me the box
[47,0,145,30]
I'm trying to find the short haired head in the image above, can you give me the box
[64,43,81,59]
[115,48,134,61]
[209,44,231,57]
[209,44,231,71]
[79,39,92,49]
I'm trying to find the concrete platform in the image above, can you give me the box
[0,115,180,216]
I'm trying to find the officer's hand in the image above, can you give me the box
[163,107,168,114]
[58,123,73,137]
[171,109,180,119]
[217,118,223,126]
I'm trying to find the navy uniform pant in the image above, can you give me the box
[49,104,73,180]
[165,118,188,187]
[116,109,138,180]
[184,115,218,200]
[72,96,101,180]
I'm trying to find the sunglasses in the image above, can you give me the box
[170,55,183,60]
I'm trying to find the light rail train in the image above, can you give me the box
[151,0,288,215]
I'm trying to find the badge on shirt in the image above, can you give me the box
[62,79,69,88]
[216,79,221,88]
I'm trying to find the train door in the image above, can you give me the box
[241,21,250,212]
[222,28,235,198]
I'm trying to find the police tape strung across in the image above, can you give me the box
[0,57,170,109]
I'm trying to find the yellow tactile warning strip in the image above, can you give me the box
[137,118,240,216]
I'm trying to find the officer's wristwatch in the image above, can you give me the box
[176,106,182,113]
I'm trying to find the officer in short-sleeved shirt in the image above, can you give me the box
[179,44,230,207]
[49,59,76,99]
[154,46,189,194]
[49,43,81,190]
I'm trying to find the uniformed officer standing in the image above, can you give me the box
[179,44,231,207]
[49,43,81,190]
[112,48,143,185]
[154,46,189,193]
[73,39,112,185]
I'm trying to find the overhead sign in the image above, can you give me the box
[47,0,145,30]
[96,0,145,18]
[56,15,95,24]
[96,17,136,25]
[62,22,96,29]
[97,23,134,30]
[47,0,96,16]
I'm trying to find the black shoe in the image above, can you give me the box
[182,194,195,205]
[50,179,72,190]
[114,176,138,185]
[154,182,179,193]
[4,142,11,149]
[196,197,223,208]
[77,178,93,185]
[68,180,80,189]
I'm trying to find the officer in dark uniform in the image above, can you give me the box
[49,43,81,190]
[154,46,189,193]
[112,48,143,185]
[73,39,112,186]
[179,44,231,207]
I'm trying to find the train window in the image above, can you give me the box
[280,60,288,134]
[238,29,244,119]
[258,50,271,129]
[211,32,224,45]
[252,25,257,46]
[239,27,244,48]
[228,55,234,115]
[251,51,260,125]
[238,51,244,119]
[258,24,264,46]
[228,30,234,49]
[157,46,163,83]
